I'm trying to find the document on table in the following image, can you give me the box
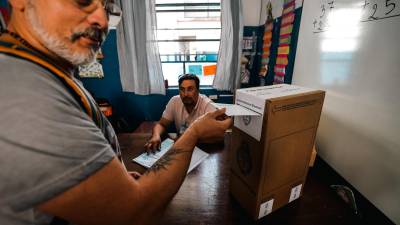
[211,102,261,117]
[132,138,209,174]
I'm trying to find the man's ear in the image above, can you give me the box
[8,0,27,12]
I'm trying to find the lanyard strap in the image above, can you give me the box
[0,40,102,130]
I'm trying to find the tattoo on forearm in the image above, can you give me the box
[145,148,191,174]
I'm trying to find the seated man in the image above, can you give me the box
[145,74,216,151]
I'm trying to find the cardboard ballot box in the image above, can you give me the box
[229,84,325,220]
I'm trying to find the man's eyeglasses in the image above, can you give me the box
[104,1,122,27]
[71,0,122,27]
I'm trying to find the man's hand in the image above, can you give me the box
[188,108,232,143]
[144,135,162,153]
[144,118,171,153]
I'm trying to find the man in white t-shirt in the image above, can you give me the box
[145,74,216,151]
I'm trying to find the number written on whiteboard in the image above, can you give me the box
[312,0,400,33]
[312,0,336,32]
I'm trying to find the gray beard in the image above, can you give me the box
[26,2,97,66]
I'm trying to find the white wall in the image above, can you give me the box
[292,0,400,223]
[243,0,263,26]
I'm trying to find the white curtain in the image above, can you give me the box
[213,0,243,91]
[116,0,165,95]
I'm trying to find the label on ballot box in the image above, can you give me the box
[258,199,274,219]
[289,184,303,203]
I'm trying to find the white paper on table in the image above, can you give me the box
[132,138,173,167]
[132,138,209,174]
[211,102,261,117]
[188,147,209,174]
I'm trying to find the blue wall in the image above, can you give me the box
[0,0,7,8]
[80,30,233,132]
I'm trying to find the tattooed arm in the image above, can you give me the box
[38,109,232,225]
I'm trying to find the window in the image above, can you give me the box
[155,0,221,86]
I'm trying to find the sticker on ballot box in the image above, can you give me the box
[234,88,265,141]
[289,184,303,203]
[234,113,264,141]
[258,199,274,219]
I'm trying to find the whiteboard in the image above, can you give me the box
[292,0,400,223]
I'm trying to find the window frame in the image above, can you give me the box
[155,1,221,87]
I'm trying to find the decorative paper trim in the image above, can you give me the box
[262,52,270,58]
[261,57,270,64]
[279,36,291,45]
[272,0,296,85]
[265,23,273,32]
[279,33,291,38]
[280,24,293,35]
[274,65,286,74]
[262,47,271,53]
[263,32,272,40]
[281,13,295,26]
[276,57,288,65]
[263,41,272,48]
[257,1,274,82]
[282,5,295,15]
[274,76,285,84]
[284,0,295,8]
[277,54,288,58]
[277,46,290,55]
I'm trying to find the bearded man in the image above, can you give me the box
[0,1,231,225]
[144,74,217,151]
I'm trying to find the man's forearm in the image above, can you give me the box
[134,128,198,220]
[152,122,166,139]
[36,109,230,225]
[146,128,198,175]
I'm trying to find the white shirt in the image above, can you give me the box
[162,94,216,134]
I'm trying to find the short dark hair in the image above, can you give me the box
[178,74,200,90]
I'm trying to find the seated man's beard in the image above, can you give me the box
[26,4,108,66]
[182,97,195,105]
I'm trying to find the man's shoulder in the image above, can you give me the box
[1,52,46,69]
[197,94,215,113]
[167,95,183,106]
[0,53,80,115]
[169,95,181,102]
[0,53,61,86]
[199,94,212,103]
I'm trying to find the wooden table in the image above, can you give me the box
[117,124,364,225]
[118,132,245,224]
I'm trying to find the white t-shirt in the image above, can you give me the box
[162,94,216,134]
